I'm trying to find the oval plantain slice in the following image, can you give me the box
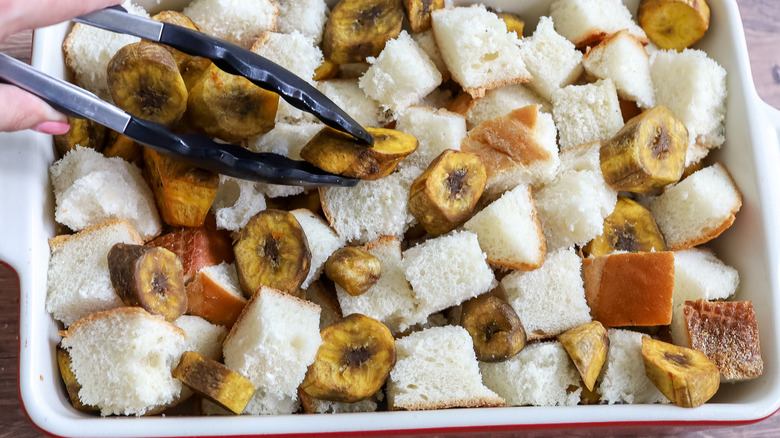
[234,209,312,297]
[582,196,666,257]
[639,0,710,51]
[300,313,396,403]
[107,41,189,126]
[460,295,526,362]
[323,0,404,64]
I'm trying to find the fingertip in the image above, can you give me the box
[33,121,71,136]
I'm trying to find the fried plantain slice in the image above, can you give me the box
[173,351,255,414]
[323,0,404,64]
[639,0,710,51]
[403,0,445,33]
[324,247,381,296]
[642,337,720,407]
[558,321,610,391]
[582,196,666,257]
[53,117,107,157]
[460,295,526,362]
[150,10,213,90]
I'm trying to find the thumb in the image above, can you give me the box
[0,83,70,134]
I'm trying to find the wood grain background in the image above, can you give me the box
[1,0,778,436]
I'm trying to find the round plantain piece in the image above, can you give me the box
[107,243,187,322]
[324,246,381,296]
[234,209,312,297]
[639,0,710,51]
[150,10,213,90]
[583,196,666,257]
[107,41,189,126]
[323,0,404,64]
[300,313,396,403]
[186,64,279,143]
[642,337,720,408]
[403,0,444,33]
[460,295,526,362]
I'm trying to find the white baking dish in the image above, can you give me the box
[2,0,780,436]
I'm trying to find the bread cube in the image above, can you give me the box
[519,16,583,101]
[275,0,328,44]
[582,29,654,108]
[670,249,739,345]
[597,329,669,404]
[501,248,592,340]
[305,281,343,330]
[359,31,442,113]
[185,262,247,328]
[648,163,741,251]
[387,326,505,410]
[651,49,727,165]
[465,84,550,130]
[184,0,279,48]
[480,341,582,406]
[431,5,531,98]
[317,79,390,128]
[395,106,467,170]
[463,184,546,271]
[210,176,268,231]
[411,30,450,80]
[549,0,648,48]
[552,79,623,151]
[291,208,345,290]
[50,146,161,240]
[173,315,227,361]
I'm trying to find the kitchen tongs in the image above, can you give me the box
[0,6,368,187]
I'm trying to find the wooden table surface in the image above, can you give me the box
[1,1,779,437]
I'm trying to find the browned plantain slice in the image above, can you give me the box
[639,0,710,51]
[324,247,381,296]
[582,196,666,257]
[460,295,526,362]
[642,337,720,407]
[323,0,404,64]
[313,59,341,81]
[56,344,99,412]
[172,351,255,414]
[558,321,610,391]
[234,209,312,297]
[143,148,219,227]
[107,243,187,322]
[107,41,188,126]
[300,314,396,402]
[409,149,487,235]
[150,10,213,90]
[103,132,143,166]
[403,0,445,33]
[53,117,107,157]
[300,126,417,180]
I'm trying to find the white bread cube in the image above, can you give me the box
[395,106,467,170]
[465,84,550,130]
[173,315,228,361]
[210,176,267,232]
[582,29,655,108]
[463,184,546,271]
[411,30,450,80]
[317,79,390,128]
[480,341,582,406]
[519,16,584,101]
[61,307,187,416]
[50,146,161,241]
[246,121,323,161]
[648,163,742,251]
[291,208,345,290]
[549,0,648,48]
[387,325,505,410]
[598,329,669,404]
[400,231,495,317]
[305,280,343,330]
[275,0,328,44]
[46,219,143,327]
[651,49,728,165]
[223,287,321,412]
[501,248,592,340]
[359,31,442,113]
[336,236,420,333]
[552,79,623,151]
[670,248,739,345]
[301,391,382,414]
[431,5,532,98]
[184,0,278,48]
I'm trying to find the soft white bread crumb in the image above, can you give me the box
[275,0,328,44]
[400,231,495,317]
[648,163,742,251]
[62,1,149,100]
[501,248,592,340]
[305,281,343,330]
[61,307,187,416]
[243,390,299,415]
[598,329,669,404]
[466,84,550,130]
[173,315,227,361]
[549,0,648,47]
[480,341,582,406]
[431,5,531,98]
[223,287,321,406]
[387,325,504,410]
[650,49,727,165]
[670,248,739,345]
[210,175,267,232]
[411,30,450,80]
[551,79,623,151]
[395,106,467,170]
[316,79,390,128]
[582,29,654,108]
[50,146,161,241]
[184,0,278,48]
[464,184,546,271]
[519,16,583,102]
[320,164,420,243]
[46,219,143,327]
[359,31,442,113]
[336,236,420,333]
[291,209,345,290]
[200,262,242,298]
[246,121,323,161]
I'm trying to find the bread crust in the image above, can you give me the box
[48,219,143,250]
[61,306,186,339]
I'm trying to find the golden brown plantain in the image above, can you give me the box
[403,0,444,33]
[408,149,487,235]
[558,321,610,391]
[493,10,525,36]
[460,295,526,362]
[300,126,417,180]
[150,10,213,89]
[582,196,666,257]
[233,209,312,297]
[324,246,381,296]
[642,337,720,407]
[323,0,404,64]
[300,314,396,402]
[172,351,255,414]
[313,59,341,81]
[56,344,99,412]
[103,132,143,166]
[53,117,107,157]
[639,0,710,51]
[107,243,187,322]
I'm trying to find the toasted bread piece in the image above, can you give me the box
[185,263,246,328]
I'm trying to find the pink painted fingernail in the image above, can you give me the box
[33,121,71,135]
